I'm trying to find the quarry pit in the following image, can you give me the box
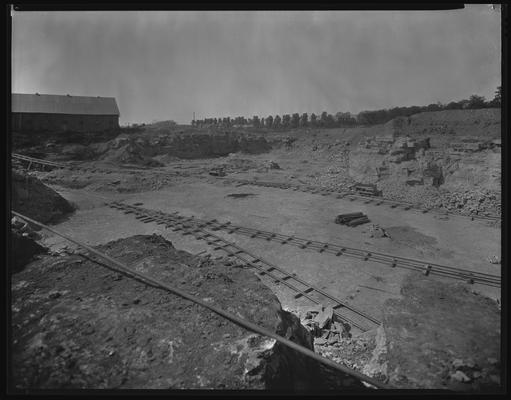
[10,108,502,392]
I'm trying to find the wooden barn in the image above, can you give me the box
[11,93,120,133]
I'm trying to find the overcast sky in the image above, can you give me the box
[12,6,501,125]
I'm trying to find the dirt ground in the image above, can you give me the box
[13,234,364,390]
[11,108,502,390]
[367,274,501,391]
[33,177,501,386]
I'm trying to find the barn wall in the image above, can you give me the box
[12,113,119,133]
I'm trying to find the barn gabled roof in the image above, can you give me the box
[12,93,120,116]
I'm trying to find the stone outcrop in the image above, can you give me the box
[98,132,273,162]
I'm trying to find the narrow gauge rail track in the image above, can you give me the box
[13,153,501,222]
[108,202,501,288]
[215,177,501,223]
[11,211,390,390]
[108,201,381,332]
[12,153,188,177]
[13,153,71,170]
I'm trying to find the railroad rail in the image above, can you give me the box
[214,177,501,223]
[107,201,381,332]
[12,153,71,170]
[107,202,501,288]
[11,210,390,390]
[13,152,501,222]
[12,153,184,176]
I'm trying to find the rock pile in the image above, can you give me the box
[11,216,41,240]
[439,189,501,216]
[101,141,164,167]
[487,255,501,265]
[380,181,500,217]
[368,225,390,239]
[265,160,281,170]
[448,357,500,387]
[300,305,352,347]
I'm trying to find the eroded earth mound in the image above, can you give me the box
[12,170,75,224]
[11,234,365,391]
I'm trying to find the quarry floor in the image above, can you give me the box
[41,176,501,332]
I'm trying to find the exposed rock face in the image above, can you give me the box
[441,152,501,193]
[100,141,164,167]
[11,235,363,390]
[349,134,434,184]
[348,126,500,216]
[363,273,501,391]
[98,133,273,162]
[12,171,75,224]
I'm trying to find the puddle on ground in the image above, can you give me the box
[226,193,257,199]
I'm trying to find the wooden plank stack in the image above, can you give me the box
[335,212,370,227]
[353,183,381,197]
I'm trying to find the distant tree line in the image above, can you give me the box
[191,111,357,129]
[191,87,501,128]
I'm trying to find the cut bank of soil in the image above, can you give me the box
[11,170,75,224]
[11,234,365,391]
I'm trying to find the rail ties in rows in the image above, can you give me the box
[227,178,500,222]
[107,201,380,332]
[108,202,500,288]
[13,153,500,222]
[12,210,392,389]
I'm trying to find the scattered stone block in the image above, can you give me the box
[327,333,339,345]
[313,305,334,329]
[451,370,472,383]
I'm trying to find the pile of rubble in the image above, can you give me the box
[380,181,501,217]
[11,216,41,241]
[263,160,281,170]
[449,357,500,386]
[368,225,390,239]
[209,166,226,176]
[300,305,352,346]
[101,141,164,167]
[438,189,501,216]
[296,305,379,376]
[487,255,501,265]
[304,175,354,193]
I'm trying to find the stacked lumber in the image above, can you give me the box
[334,212,370,227]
